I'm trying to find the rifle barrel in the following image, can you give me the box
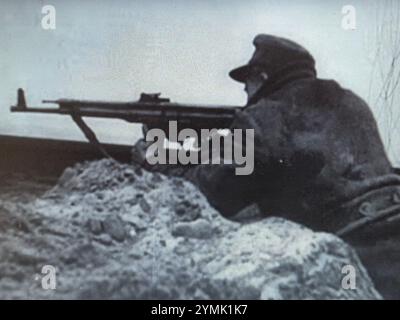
[11,89,241,129]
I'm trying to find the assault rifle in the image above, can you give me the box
[11,88,241,158]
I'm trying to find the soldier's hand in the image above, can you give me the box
[131,138,152,166]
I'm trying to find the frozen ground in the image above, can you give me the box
[0,159,382,299]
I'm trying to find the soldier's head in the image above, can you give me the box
[229,34,316,103]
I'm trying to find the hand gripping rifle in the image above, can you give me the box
[11,88,241,158]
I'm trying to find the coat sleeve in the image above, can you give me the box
[142,97,326,218]
[182,105,275,218]
[183,97,328,218]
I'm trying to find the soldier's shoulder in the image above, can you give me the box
[244,96,285,113]
[314,79,376,125]
[304,78,371,111]
[300,78,345,107]
[314,78,365,101]
[232,97,285,130]
[241,97,285,121]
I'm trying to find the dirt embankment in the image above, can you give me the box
[0,159,381,299]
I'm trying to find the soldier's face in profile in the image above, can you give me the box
[244,67,268,102]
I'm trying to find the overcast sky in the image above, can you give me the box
[1,0,399,164]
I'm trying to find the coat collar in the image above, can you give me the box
[246,59,316,106]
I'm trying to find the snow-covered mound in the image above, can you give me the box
[0,159,381,299]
